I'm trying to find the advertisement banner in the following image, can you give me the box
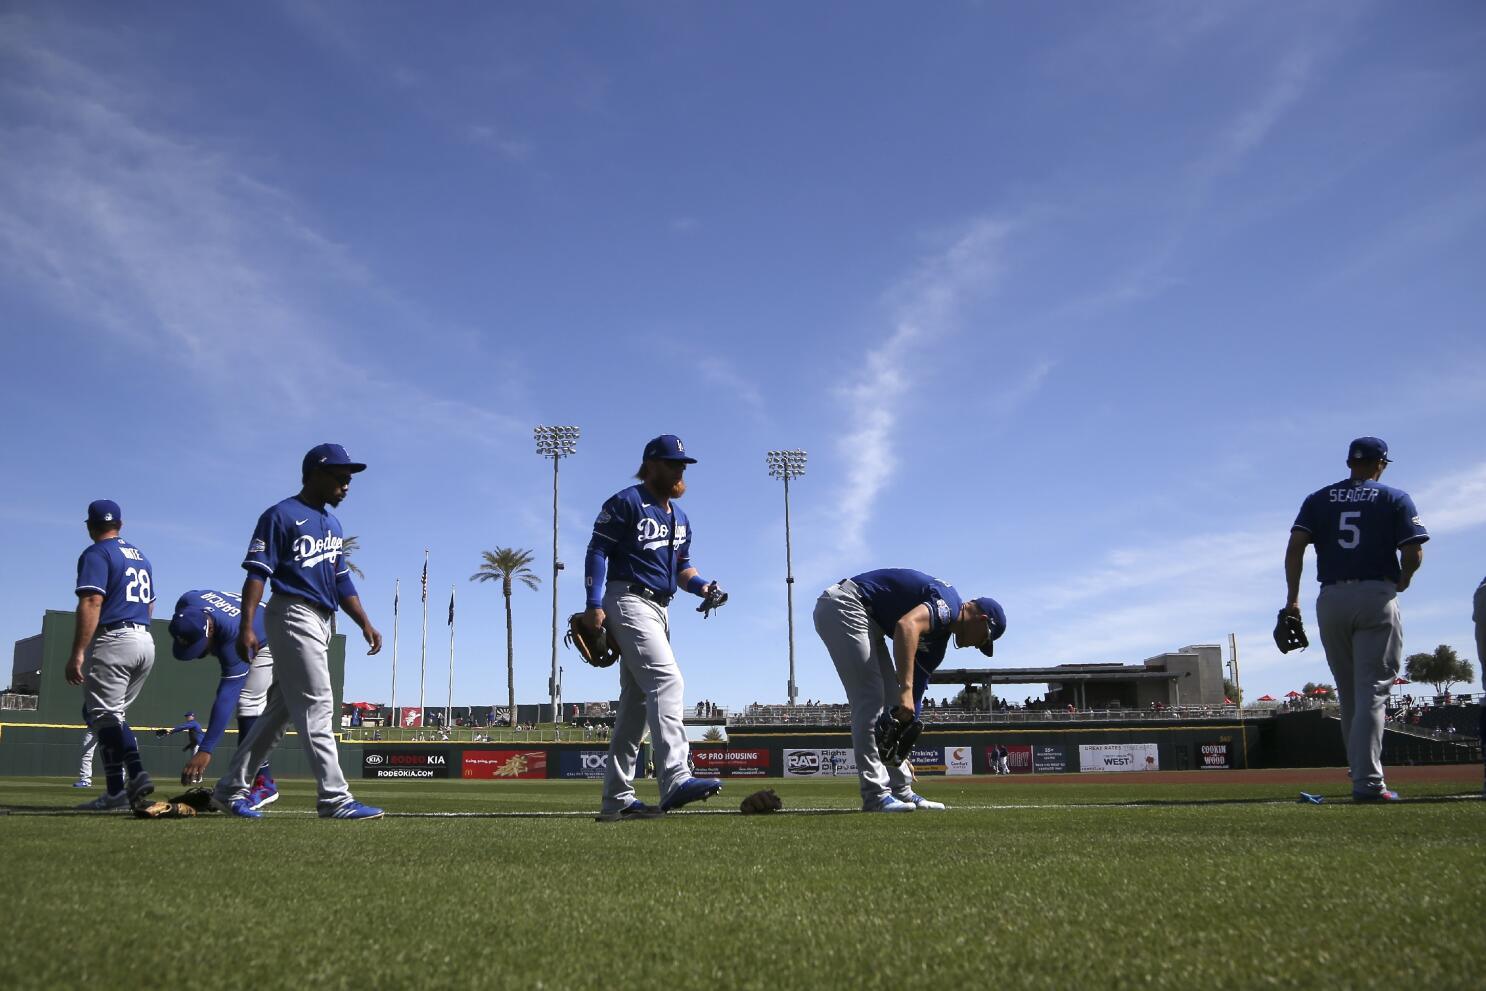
[783,749,857,777]
[945,746,974,776]
[690,748,770,778]
[361,749,450,779]
[463,749,548,780]
[1032,745,1068,773]
[1198,742,1231,770]
[1078,742,1160,773]
[557,750,607,779]
[909,747,946,774]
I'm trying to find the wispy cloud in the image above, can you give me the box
[1416,461,1486,535]
[0,17,524,446]
[697,358,765,418]
[832,218,1012,557]
[464,122,534,162]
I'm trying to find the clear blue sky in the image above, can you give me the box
[3,1,1483,712]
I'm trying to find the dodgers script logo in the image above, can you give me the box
[294,533,343,569]
[636,518,687,552]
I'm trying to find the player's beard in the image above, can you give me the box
[668,478,686,499]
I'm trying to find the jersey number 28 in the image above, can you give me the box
[125,567,153,603]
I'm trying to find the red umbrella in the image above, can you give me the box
[348,701,379,711]
[1285,690,1303,699]
[1257,694,1276,702]
[1392,677,1410,686]
[1310,687,1330,696]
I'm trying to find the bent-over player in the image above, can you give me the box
[1474,573,1486,798]
[584,434,726,820]
[813,569,1004,812]
[167,589,277,806]
[70,500,157,811]
[210,444,383,820]
[1282,437,1427,801]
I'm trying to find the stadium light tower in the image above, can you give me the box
[766,449,807,706]
[535,425,580,725]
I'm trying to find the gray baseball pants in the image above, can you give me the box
[600,585,691,813]
[1316,580,1402,794]
[813,579,913,805]
[82,626,154,729]
[215,596,351,810]
[77,730,97,780]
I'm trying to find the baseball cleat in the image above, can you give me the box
[904,792,947,810]
[76,791,129,811]
[248,776,279,811]
[320,800,384,820]
[660,777,723,811]
[1298,792,1325,804]
[125,771,155,805]
[596,800,665,822]
[210,793,264,818]
[1352,789,1401,802]
[862,795,916,813]
[72,778,93,788]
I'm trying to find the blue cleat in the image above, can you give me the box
[320,800,384,820]
[596,800,665,822]
[248,775,279,811]
[210,793,263,818]
[72,778,93,789]
[660,777,723,811]
[125,771,154,806]
[903,792,946,810]
[76,791,129,811]
[862,795,916,813]
[1298,792,1325,804]
[1352,789,1401,802]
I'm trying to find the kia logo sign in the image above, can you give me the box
[365,754,384,765]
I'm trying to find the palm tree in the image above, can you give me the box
[341,535,364,578]
[470,548,541,727]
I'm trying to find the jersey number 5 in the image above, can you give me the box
[1338,511,1361,550]
[125,567,153,604]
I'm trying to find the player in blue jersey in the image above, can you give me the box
[1283,437,1428,802]
[584,434,727,821]
[68,500,157,811]
[813,569,1005,812]
[156,711,203,753]
[210,444,384,820]
[167,589,278,806]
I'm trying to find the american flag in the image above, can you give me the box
[447,589,455,626]
[420,554,428,602]
[394,580,399,616]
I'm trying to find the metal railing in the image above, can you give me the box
[0,692,39,711]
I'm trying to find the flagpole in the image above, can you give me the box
[419,549,429,727]
[391,579,400,732]
[446,585,455,735]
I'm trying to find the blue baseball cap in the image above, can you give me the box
[1347,437,1391,463]
[302,443,367,476]
[642,434,697,464]
[86,499,122,526]
[971,597,1006,657]
[168,606,212,661]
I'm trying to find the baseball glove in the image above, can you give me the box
[874,708,923,766]
[563,613,621,668]
[697,583,729,618]
[1273,609,1309,654]
[169,787,215,813]
[739,788,783,815]
[133,799,198,819]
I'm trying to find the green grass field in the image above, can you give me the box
[2,771,1482,990]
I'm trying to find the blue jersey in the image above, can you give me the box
[1293,479,1429,585]
[75,537,155,626]
[166,718,204,748]
[171,589,269,754]
[585,484,693,606]
[850,569,963,710]
[242,496,356,611]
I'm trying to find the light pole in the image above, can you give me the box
[766,449,807,706]
[535,425,579,726]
